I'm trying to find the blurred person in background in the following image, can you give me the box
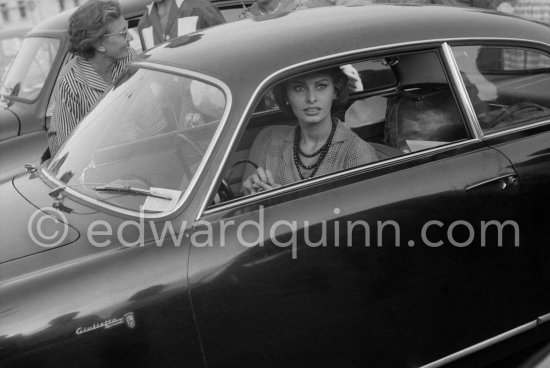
[242,0,297,17]
[513,0,550,23]
[138,0,225,49]
[47,0,136,157]
[497,1,515,12]
[241,0,338,18]
[502,0,550,68]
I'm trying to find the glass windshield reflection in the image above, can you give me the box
[46,67,227,213]
[0,36,60,102]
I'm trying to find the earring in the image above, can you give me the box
[285,100,290,105]
[333,95,337,100]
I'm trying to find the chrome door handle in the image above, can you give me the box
[500,175,518,190]
[465,174,519,192]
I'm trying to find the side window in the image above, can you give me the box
[452,45,550,133]
[216,50,470,205]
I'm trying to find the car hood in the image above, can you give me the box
[0,174,79,264]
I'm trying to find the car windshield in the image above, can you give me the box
[46,66,227,214]
[0,36,60,103]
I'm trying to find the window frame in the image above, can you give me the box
[1,34,64,104]
[204,43,480,213]
[448,39,550,138]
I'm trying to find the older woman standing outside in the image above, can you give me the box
[47,0,136,156]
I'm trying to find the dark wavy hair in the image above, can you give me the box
[68,0,122,59]
[272,67,349,117]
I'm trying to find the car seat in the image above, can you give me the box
[384,85,468,152]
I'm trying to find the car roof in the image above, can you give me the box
[143,5,550,88]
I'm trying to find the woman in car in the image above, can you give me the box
[242,67,378,195]
[47,0,136,156]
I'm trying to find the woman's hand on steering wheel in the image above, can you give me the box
[243,167,280,195]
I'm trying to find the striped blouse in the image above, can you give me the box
[47,50,136,155]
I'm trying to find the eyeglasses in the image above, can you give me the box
[103,29,128,38]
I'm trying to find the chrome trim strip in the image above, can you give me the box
[203,138,478,216]
[538,312,550,325]
[420,320,538,368]
[482,118,550,139]
[464,173,516,192]
[196,36,550,220]
[43,62,232,220]
[441,43,483,140]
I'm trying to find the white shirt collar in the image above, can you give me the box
[147,0,185,16]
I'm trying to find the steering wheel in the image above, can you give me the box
[217,159,259,202]
[176,131,236,203]
[176,131,205,180]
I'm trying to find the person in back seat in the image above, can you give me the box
[242,67,378,195]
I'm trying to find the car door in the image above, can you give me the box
[188,48,538,367]
[452,42,550,327]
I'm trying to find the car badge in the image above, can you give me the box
[75,312,136,336]
[124,312,136,329]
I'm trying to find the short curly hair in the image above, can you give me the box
[68,0,122,59]
[272,67,349,117]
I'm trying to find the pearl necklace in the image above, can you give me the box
[293,119,337,180]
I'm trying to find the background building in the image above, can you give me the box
[0,0,81,30]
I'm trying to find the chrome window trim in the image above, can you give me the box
[198,40,444,220]
[442,42,483,140]
[420,320,538,368]
[538,312,550,324]
[199,37,536,221]
[444,37,550,49]
[482,117,550,138]
[444,42,550,138]
[197,36,550,221]
[43,61,232,220]
[202,138,478,216]
[421,311,550,368]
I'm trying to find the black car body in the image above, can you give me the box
[2,4,550,368]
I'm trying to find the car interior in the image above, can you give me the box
[215,44,550,205]
[218,49,472,202]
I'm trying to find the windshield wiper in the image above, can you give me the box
[0,82,20,107]
[93,184,171,200]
